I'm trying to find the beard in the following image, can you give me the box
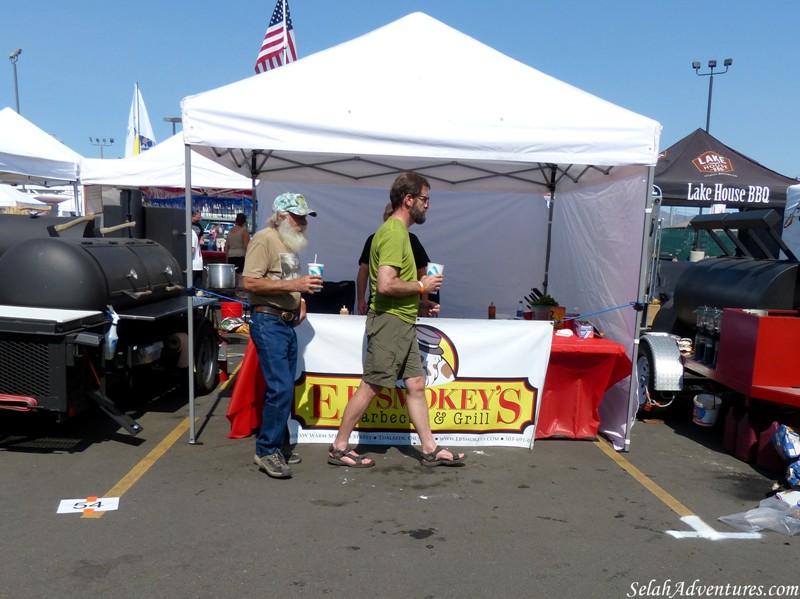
[277,217,308,253]
[410,200,427,225]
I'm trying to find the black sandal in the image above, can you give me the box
[420,446,466,467]
[327,445,375,468]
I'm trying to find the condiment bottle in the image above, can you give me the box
[488,302,496,319]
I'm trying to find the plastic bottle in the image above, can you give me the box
[488,302,496,319]
[516,300,524,319]
[103,306,120,361]
[339,305,349,315]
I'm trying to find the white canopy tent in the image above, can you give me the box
[0,184,32,207]
[181,12,662,449]
[0,107,82,187]
[80,133,253,191]
[80,133,254,220]
[0,107,83,216]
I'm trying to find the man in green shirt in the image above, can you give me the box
[328,172,465,468]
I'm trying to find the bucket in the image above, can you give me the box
[221,301,243,319]
[693,393,721,427]
[689,250,705,262]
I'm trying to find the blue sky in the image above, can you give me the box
[2,1,798,177]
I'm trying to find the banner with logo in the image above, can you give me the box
[292,314,553,448]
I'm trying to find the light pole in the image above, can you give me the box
[8,48,21,114]
[692,58,733,133]
[89,137,115,159]
[163,116,182,135]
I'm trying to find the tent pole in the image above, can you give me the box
[541,165,557,295]
[185,144,198,443]
[624,165,657,452]
[72,180,81,216]
[251,152,259,228]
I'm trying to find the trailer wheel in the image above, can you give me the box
[194,320,219,396]
[636,343,655,408]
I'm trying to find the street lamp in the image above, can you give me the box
[8,48,21,114]
[163,116,182,135]
[692,58,733,133]
[89,137,115,159]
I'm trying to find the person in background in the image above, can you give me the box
[243,193,323,479]
[329,172,464,469]
[191,207,204,289]
[356,202,437,315]
[191,207,205,249]
[225,213,250,273]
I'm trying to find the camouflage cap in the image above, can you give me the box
[273,192,317,217]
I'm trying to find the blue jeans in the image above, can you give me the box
[250,312,297,457]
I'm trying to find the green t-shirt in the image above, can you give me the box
[370,218,419,323]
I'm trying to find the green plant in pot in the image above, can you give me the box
[526,288,562,323]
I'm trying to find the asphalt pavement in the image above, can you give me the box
[1,343,798,599]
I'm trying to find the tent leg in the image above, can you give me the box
[624,165,657,452]
[185,144,198,444]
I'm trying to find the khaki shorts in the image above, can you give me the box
[363,311,423,388]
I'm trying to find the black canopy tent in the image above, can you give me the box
[654,128,796,209]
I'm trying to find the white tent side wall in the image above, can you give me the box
[550,166,652,445]
[255,181,549,320]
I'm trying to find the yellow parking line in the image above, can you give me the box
[82,365,241,520]
[81,418,190,519]
[594,439,694,518]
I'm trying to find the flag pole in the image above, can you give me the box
[135,81,139,144]
[282,0,288,65]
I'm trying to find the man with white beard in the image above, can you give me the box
[243,193,323,479]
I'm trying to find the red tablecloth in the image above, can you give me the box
[226,339,266,439]
[535,334,632,439]
[226,333,633,441]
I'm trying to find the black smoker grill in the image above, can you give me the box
[0,215,218,434]
[652,209,800,337]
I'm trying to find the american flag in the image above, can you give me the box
[254,0,297,74]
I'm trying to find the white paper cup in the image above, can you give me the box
[426,262,444,276]
[308,263,323,293]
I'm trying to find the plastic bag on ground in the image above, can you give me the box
[719,505,800,536]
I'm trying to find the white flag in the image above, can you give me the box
[125,83,156,157]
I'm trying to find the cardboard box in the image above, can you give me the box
[572,320,593,339]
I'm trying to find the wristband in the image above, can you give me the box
[418,281,425,294]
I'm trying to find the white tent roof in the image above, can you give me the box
[0,107,83,186]
[80,133,252,190]
[182,12,661,192]
[0,184,33,207]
